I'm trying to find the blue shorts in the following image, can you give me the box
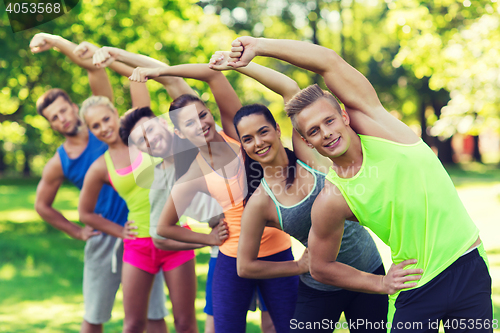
[204,256,217,315]
[212,249,299,333]
[204,256,267,315]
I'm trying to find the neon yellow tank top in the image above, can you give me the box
[325,135,479,293]
[104,150,161,238]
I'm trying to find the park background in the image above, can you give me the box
[0,0,499,331]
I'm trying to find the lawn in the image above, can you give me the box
[0,180,262,333]
[0,163,499,332]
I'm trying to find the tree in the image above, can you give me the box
[389,0,499,162]
[1,0,238,176]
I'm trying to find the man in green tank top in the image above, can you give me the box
[227,37,493,332]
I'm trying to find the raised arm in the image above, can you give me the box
[228,37,419,143]
[130,81,151,108]
[90,46,196,100]
[237,188,308,279]
[29,33,113,101]
[309,182,423,294]
[227,37,380,115]
[73,42,138,82]
[35,154,100,240]
[129,64,242,140]
[209,51,299,103]
[78,157,136,239]
[210,51,331,171]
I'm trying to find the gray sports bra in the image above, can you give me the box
[261,160,382,291]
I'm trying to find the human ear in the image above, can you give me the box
[341,109,350,126]
[174,128,186,139]
[301,136,314,149]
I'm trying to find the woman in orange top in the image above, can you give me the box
[130,63,298,333]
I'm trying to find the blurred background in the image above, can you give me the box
[0,0,499,332]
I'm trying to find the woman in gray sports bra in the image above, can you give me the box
[233,103,388,332]
[209,52,388,331]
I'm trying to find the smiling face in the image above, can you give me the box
[129,116,173,158]
[174,101,216,147]
[296,97,351,158]
[41,96,82,136]
[237,113,282,164]
[84,105,120,145]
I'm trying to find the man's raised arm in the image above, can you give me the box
[228,37,419,143]
[89,46,196,100]
[228,37,382,116]
[29,33,113,101]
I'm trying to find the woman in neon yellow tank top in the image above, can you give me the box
[78,86,206,333]
[130,63,298,333]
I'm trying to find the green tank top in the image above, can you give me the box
[325,135,479,293]
[104,150,161,238]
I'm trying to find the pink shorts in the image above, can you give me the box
[123,237,195,274]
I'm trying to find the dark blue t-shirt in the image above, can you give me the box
[57,130,128,226]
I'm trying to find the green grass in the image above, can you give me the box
[0,181,263,332]
[1,167,499,332]
[445,162,500,187]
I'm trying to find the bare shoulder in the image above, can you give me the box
[313,181,352,220]
[90,155,107,171]
[41,152,64,182]
[245,184,279,225]
[87,155,108,181]
[248,184,274,212]
[36,153,65,207]
[244,184,277,224]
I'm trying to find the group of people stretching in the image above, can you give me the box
[31,32,492,333]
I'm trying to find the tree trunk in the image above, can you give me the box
[310,0,322,85]
[437,137,454,165]
[430,89,455,165]
[0,145,5,175]
[419,102,429,145]
[23,152,31,177]
[472,135,482,163]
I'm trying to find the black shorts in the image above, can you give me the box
[389,247,493,333]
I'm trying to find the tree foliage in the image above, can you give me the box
[1,0,498,175]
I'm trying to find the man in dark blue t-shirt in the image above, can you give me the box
[31,33,168,333]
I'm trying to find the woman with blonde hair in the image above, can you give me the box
[78,90,214,333]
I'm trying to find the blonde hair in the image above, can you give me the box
[80,95,116,122]
[285,84,342,135]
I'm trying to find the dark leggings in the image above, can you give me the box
[292,264,388,332]
[212,249,299,333]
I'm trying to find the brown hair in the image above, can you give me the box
[119,107,156,146]
[168,94,205,180]
[168,94,205,129]
[36,88,73,118]
[285,84,342,135]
